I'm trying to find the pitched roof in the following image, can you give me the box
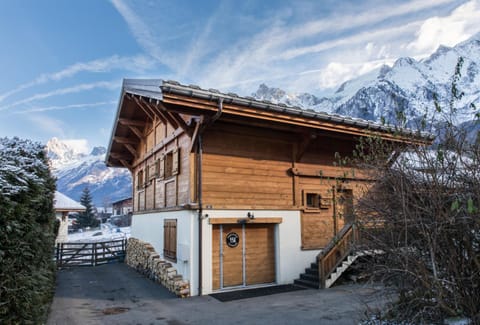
[54,191,85,212]
[122,79,433,138]
[106,78,434,168]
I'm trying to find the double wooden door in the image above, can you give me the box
[212,223,275,290]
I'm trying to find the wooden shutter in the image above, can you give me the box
[159,155,165,179]
[149,163,156,180]
[144,166,149,186]
[172,147,179,175]
[137,170,144,189]
[163,219,177,261]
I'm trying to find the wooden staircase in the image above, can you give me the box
[295,223,358,289]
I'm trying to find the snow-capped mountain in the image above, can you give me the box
[47,138,132,207]
[253,33,480,129]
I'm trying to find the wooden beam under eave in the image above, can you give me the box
[119,159,132,169]
[114,136,138,145]
[295,134,313,162]
[111,152,132,161]
[127,125,144,139]
[150,102,180,129]
[124,143,137,157]
[167,111,193,137]
[133,96,155,121]
[118,118,146,127]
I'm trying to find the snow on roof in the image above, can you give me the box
[54,191,85,212]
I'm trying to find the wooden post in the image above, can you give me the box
[56,243,61,267]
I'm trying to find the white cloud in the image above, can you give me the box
[408,0,480,54]
[61,139,90,155]
[194,0,457,92]
[13,101,117,114]
[25,114,67,138]
[0,55,153,103]
[109,0,177,70]
[0,81,119,112]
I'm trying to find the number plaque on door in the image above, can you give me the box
[226,232,239,248]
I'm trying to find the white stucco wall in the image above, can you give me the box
[131,209,321,296]
[131,210,199,295]
[201,210,320,295]
[55,212,69,243]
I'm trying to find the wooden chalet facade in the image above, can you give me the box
[106,79,430,295]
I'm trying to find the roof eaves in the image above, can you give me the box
[159,79,434,142]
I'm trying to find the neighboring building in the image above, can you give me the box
[106,79,431,296]
[54,191,85,243]
[112,197,133,216]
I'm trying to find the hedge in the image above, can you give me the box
[0,137,56,324]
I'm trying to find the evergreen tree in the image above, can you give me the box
[78,187,98,228]
[0,137,56,323]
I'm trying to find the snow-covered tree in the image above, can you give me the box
[0,137,56,323]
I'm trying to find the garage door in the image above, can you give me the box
[212,223,276,290]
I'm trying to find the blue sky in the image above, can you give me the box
[1,0,479,152]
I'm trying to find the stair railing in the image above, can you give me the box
[316,223,357,288]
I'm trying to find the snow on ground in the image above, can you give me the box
[66,223,130,243]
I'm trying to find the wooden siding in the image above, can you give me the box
[132,123,192,212]
[202,127,293,209]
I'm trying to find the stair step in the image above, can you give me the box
[294,278,319,289]
[300,273,319,282]
[310,262,318,269]
[305,267,318,276]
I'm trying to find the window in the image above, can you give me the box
[303,191,332,210]
[306,193,321,208]
[160,148,180,179]
[136,170,144,189]
[164,219,177,262]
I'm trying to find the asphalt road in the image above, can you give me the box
[48,263,391,325]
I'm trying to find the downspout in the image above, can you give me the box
[197,97,223,296]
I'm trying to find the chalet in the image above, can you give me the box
[54,191,85,243]
[112,197,133,216]
[106,79,431,296]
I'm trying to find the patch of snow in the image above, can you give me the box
[66,225,130,243]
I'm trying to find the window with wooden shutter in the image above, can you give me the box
[136,170,144,189]
[172,147,179,175]
[163,219,177,262]
[149,163,156,180]
[144,166,150,186]
[159,155,165,179]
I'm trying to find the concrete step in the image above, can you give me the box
[300,273,319,282]
[294,278,319,289]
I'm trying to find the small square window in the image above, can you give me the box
[306,193,321,208]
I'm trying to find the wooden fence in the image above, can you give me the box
[55,239,127,267]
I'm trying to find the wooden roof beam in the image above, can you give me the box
[127,125,144,139]
[133,96,155,121]
[111,152,132,161]
[150,102,180,129]
[167,111,194,137]
[114,136,138,145]
[118,118,146,127]
[124,143,138,158]
[295,134,315,162]
[119,159,132,169]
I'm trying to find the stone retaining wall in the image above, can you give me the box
[125,237,190,297]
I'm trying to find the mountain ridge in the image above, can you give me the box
[47,137,132,207]
[253,33,480,128]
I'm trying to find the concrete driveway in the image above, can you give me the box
[48,264,391,325]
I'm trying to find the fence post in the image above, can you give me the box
[92,243,96,266]
[56,243,60,267]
